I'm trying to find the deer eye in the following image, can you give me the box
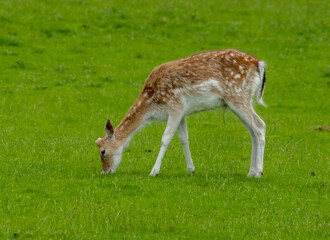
[100,150,106,156]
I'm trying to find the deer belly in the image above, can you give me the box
[183,94,224,115]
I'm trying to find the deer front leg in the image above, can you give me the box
[149,113,183,176]
[177,117,195,173]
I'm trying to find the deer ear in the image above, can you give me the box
[95,138,102,146]
[105,119,114,138]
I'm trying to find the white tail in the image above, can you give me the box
[96,49,266,178]
[257,61,267,106]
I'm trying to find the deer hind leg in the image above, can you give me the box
[149,112,183,176]
[177,117,195,173]
[251,111,266,176]
[228,102,266,178]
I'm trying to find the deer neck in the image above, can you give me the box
[114,98,151,148]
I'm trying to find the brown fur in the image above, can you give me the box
[143,49,259,103]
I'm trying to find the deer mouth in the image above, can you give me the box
[101,168,114,174]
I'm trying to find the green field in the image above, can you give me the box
[0,0,329,239]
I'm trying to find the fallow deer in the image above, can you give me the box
[95,49,266,177]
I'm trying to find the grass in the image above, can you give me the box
[0,0,329,239]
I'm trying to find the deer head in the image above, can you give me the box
[95,119,123,174]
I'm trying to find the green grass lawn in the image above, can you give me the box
[0,0,329,239]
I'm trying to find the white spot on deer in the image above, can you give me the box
[234,86,242,93]
[173,89,181,97]
[234,74,241,79]
[146,97,153,104]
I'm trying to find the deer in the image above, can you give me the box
[95,49,266,178]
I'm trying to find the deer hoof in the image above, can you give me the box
[187,167,195,174]
[248,171,263,178]
[149,169,159,177]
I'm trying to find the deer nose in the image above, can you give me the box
[101,150,106,156]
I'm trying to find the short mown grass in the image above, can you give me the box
[0,0,329,239]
